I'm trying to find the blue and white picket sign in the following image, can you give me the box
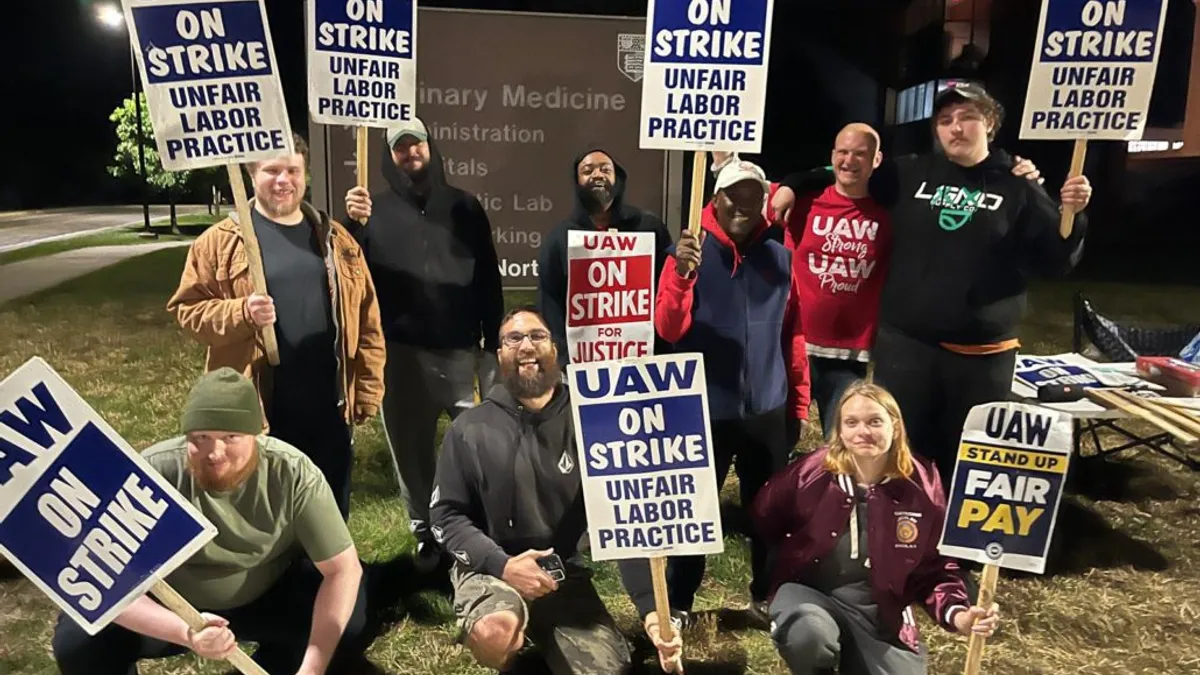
[938,402,1072,574]
[0,358,216,635]
[639,0,775,153]
[1020,0,1170,140]
[122,0,295,170]
[567,354,724,561]
[307,0,417,127]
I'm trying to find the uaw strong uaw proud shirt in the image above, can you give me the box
[783,185,891,361]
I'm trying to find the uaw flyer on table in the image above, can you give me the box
[566,230,657,365]
[567,354,724,561]
[0,358,216,636]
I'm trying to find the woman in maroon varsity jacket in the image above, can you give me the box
[752,381,999,675]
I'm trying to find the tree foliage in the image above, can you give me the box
[108,92,220,194]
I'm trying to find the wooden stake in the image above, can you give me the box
[1112,391,1200,438]
[1087,389,1199,446]
[356,127,370,220]
[1059,138,1087,238]
[687,152,707,238]
[962,563,1000,675]
[649,556,674,642]
[226,165,280,366]
[150,580,268,675]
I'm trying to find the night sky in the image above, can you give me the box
[4,0,1196,214]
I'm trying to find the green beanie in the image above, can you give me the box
[181,368,263,435]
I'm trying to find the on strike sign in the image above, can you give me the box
[307,0,417,127]
[938,402,1072,574]
[0,358,215,635]
[566,231,656,364]
[567,355,723,561]
[1020,0,1169,140]
[123,0,294,170]
[639,0,775,153]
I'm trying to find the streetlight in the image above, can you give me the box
[95,2,154,237]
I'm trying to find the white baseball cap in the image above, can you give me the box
[715,160,769,192]
[386,117,429,147]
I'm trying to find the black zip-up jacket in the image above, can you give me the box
[429,382,654,604]
[538,147,674,368]
[344,135,504,350]
[782,149,1086,346]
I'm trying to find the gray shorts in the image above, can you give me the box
[450,563,632,675]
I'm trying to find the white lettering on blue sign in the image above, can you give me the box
[123,0,294,171]
[639,0,775,153]
[308,0,417,127]
[1020,0,1169,141]
[0,357,216,635]
[567,354,724,561]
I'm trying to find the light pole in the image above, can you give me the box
[96,3,154,237]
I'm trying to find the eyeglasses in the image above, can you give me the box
[502,330,550,348]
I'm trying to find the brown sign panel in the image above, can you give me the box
[315,8,666,289]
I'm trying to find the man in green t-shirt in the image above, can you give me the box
[52,368,370,675]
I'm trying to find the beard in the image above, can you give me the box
[500,350,560,399]
[189,450,259,493]
[577,179,613,214]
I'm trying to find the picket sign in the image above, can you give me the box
[936,402,1073,675]
[0,358,265,675]
[1019,0,1170,238]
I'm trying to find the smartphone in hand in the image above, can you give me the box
[537,553,566,582]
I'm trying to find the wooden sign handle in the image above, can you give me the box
[1059,138,1088,239]
[687,152,707,239]
[649,556,674,642]
[150,580,269,675]
[226,165,280,366]
[355,127,370,224]
[962,563,1000,675]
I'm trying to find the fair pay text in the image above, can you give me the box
[954,407,1064,538]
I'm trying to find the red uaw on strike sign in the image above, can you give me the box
[566,230,656,364]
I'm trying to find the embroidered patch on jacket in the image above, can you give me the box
[896,515,920,546]
[558,450,576,475]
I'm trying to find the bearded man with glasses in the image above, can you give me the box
[428,307,685,674]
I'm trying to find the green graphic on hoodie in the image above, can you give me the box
[913,182,1005,232]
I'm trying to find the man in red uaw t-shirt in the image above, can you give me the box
[714,124,891,441]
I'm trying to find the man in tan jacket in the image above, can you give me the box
[168,134,385,519]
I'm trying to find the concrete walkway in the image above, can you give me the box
[0,205,205,252]
[0,242,191,305]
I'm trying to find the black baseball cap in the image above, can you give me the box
[934,81,1000,115]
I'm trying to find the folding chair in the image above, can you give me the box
[1072,292,1200,361]
[1069,292,1200,469]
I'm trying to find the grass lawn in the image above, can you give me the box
[0,213,221,266]
[1,249,1198,674]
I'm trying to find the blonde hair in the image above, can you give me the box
[823,381,915,480]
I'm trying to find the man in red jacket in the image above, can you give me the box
[637,158,809,626]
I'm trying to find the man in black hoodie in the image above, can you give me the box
[772,83,1093,485]
[430,307,683,674]
[538,148,674,369]
[344,117,505,569]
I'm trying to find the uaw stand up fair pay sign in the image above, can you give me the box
[0,359,270,674]
[568,354,722,638]
[939,401,1073,675]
